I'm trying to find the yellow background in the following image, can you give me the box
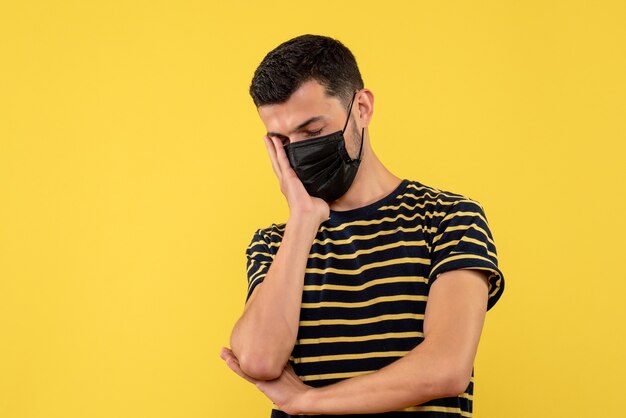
[1,1,624,417]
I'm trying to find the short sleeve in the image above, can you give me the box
[428,199,505,310]
[244,229,274,303]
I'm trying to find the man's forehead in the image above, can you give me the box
[258,91,338,136]
[264,114,329,138]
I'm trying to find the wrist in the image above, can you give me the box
[285,214,321,236]
[295,386,319,415]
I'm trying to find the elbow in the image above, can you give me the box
[229,320,293,381]
[432,366,472,399]
[442,373,472,398]
[229,331,286,381]
[238,352,284,381]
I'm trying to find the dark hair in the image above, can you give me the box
[249,34,364,109]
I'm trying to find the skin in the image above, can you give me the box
[221,79,491,415]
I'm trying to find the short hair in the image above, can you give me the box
[249,34,364,109]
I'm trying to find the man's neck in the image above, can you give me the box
[329,150,402,212]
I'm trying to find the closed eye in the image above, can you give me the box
[305,128,323,137]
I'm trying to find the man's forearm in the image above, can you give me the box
[288,269,488,415]
[224,269,487,415]
[297,340,469,415]
[229,216,319,380]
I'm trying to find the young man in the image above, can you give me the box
[220,34,505,417]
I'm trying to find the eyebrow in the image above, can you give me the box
[266,115,326,138]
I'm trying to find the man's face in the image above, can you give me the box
[258,79,360,154]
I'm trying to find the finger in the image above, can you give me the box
[219,348,241,369]
[272,136,294,175]
[224,357,257,384]
[219,346,232,360]
[221,349,259,385]
[264,135,282,181]
[220,347,241,365]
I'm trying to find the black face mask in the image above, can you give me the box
[283,91,364,202]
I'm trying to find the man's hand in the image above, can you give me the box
[264,135,329,225]
[220,346,314,415]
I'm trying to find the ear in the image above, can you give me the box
[356,88,374,128]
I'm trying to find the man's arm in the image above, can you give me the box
[229,135,329,382]
[229,216,319,381]
[293,268,489,415]
[222,252,493,415]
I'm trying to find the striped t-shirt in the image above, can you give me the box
[244,179,505,418]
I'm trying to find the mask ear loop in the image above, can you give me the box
[342,91,364,164]
[342,91,357,133]
[354,126,365,162]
